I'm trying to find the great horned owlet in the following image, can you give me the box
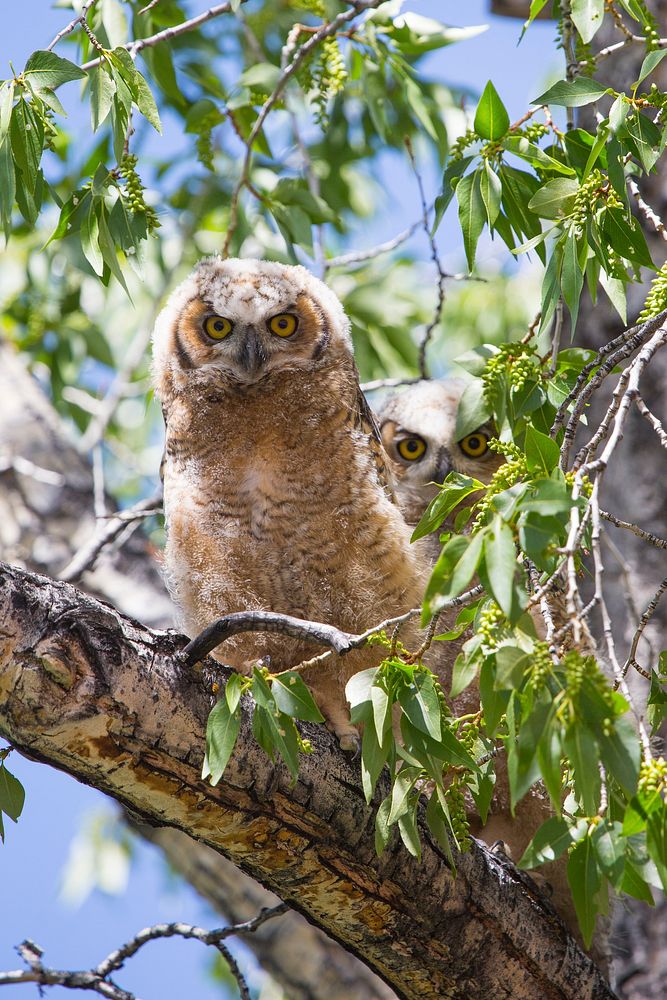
[377,378,608,967]
[152,257,427,748]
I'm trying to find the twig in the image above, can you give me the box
[326,214,429,270]
[222,0,385,257]
[628,177,667,241]
[80,1,243,71]
[600,509,667,549]
[182,585,485,668]
[46,0,97,51]
[0,453,65,486]
[58,492,163,583]
[361,375,423,393]
[0,905,288,999]
[623,576,667,681]
[635,394,667,448]
[405,137,446,379]
[138,0,162,14]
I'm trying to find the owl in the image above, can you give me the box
[378,378,502,529]
[152,256,428,749]
[378,379,609,969]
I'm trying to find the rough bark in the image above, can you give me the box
[0,561,616,1000]
[0,340,395,1000]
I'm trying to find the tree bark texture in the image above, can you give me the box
[0,339,395,1000]
[0,561,616,1000]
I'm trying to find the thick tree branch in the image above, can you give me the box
[0,562,615,1000]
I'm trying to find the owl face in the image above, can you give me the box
[153,257,352,389]
[378,379,503,522]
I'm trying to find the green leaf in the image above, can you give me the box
[561,231,585,333]
[623,111,662,172]
[571,0,605,43]
[433,157,473,234]
[225,673,245,714]
[568,834,603,948]
[501,134,576,175]
[398,802,421,859]
[375,795,392,854]
[346,668,379,709]
[533,78,609,108]
[240,62,282,91]
[647,804,667,892]
[412,472,484,542]
[361,711,391,803]
[474,80,510,141]
[564,723,600,814]
[425,531,485,616]
[602,207,653,269]
[456,169,486,270]
[81,200,104,277]
[10,100,43,188]
[388,766,421,825]
[400,716,480,772]
[24,50,86,92]
[500,166,544,260]
[400,672,442,740]
[455,379,491,439]
[596,715,640,796]
[538,241,564,335]
[134,70,162,133]
[272,672,325,722]
[450,649,479,699]
[482,517,517,619]
[519,816,584,868]
[203,699,241,785]
[524,425,561,475]
[0,137,15,236]
[480,161,502,227]
[634,48,667,88]
[89,65,115,132]
[527,178,579,220]
[0,764,25,822]
[371,684,391,743]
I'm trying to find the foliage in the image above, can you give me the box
[3,0,667,957]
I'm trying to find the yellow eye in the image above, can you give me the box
[459,432,489,458]
[204,316,233,340]
[269,313,298,338]
[397,436,427,461]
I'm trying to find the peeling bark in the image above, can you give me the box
[0,562,615,1000]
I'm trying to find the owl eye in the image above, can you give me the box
[459,432,489,458]
[204,315,233,340]
[397,436,427,462]
[268,313,298,338]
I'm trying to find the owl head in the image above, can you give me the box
[152,257,352,393]
[378,378,502,524]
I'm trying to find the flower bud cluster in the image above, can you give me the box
[638,756,667,798]
[638,260,667,321]
[119,153,160,232]
[444,776,471,850]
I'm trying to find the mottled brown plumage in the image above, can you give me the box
[152,257,426,746]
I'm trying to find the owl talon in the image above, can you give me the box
[339,732,360,756]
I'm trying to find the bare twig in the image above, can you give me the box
[405,137,446,379]
[628,177,667,241]
[326,214,429,269]
[80,1,243,71]
[59,492,163,583]
[0,453,65,486]
[361,375,423,393]
[600,508,667,549]
[635,394,667,448]
[182,585,485,669]
[0,906,288,999]
[623,576,667,681]
[46,0,97,51]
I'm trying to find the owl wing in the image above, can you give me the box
[353,383,397,502]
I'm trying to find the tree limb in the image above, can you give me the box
[0,561,616,1000]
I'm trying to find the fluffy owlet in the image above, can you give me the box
[378,378,502,530]
[152,257,427,748]
[378,379,606,965]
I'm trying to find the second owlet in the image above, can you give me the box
[378,378,607,967]
[152,257,427,748]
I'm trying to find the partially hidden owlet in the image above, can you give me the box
[377,379,608,967]
[152,257,428,748]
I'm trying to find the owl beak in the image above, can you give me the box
[435,447,452,485]
[238,329,268,377]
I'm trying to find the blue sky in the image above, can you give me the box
[0,3,560,998]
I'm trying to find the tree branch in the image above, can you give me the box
[0,562,615,1000]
